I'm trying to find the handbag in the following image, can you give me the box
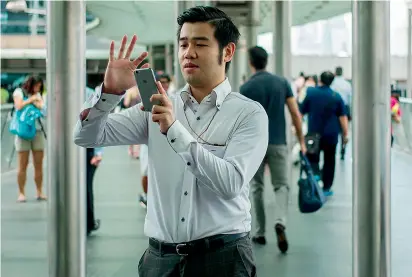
[304,92,337,155]
[297,151,326,213]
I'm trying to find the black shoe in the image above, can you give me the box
[275,223,288,254]
[87,219,101,236]
[251,235,266,245]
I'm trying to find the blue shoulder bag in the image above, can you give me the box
[297,151,326,213]
[9,99,44,141]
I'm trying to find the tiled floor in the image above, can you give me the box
[1,145,411,277]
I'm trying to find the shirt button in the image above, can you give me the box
[181,217,185,222]
[171,139,175,143]
[187,162,191,166]
[196,116,200,120]
[184,191,188,196]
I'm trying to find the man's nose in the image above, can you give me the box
[184,45,197,59]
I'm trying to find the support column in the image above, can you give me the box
[30,0,40,35]
[245,1,259,78]
[165,43,173,75]
[174,1,189,90]
[352,2,391,277]
[148,45,154,69]
[230,45,241,92]
[46,1,86,277]
[272,0,293,163]
[407,8,412,98]
[272,0,292,80]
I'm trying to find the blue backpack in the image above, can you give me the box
[9,102,44,141]
[297,152,326,213]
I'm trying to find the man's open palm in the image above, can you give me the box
[103,35,149,94]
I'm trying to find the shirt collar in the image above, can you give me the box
[180,78,232,110]
[250,70,267,79]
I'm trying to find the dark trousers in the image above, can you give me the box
[306,139,337,191]
[138,235,256,277]
[86,148,97,232]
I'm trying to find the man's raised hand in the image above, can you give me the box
[103,34,149,95]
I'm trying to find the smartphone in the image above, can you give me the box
[134,68,161,112]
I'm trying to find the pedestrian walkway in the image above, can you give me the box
[1,145,411,277]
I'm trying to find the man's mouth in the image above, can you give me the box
[184,63,199,68]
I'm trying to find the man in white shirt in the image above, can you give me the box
[330,66,352,160]
[73,6,267,277]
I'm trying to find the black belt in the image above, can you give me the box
[149,232,248,256]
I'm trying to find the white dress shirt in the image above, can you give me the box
[73,78,268,243]
[330,76,352,105]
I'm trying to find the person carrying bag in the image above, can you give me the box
[10,76,47,202]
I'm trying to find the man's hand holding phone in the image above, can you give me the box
[140,81,175,135]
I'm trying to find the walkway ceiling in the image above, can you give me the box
[86,1,351,45]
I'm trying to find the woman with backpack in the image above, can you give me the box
[12,75,47,202]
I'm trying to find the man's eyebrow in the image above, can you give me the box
[179,36,210,42]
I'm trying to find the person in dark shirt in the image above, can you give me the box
[299,71,349,196]
[240,46,306,254]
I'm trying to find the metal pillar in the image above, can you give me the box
[230,45,241,92]
[174,1,189,90]
[352,1,391,277]
[272,0,292,79]
[148,45,154,69]
[30,0,40,35]
[46,1,86,277]
[407,8,412,98]
[272,0,293,186]
[165,43,173,75]
[245,1,259,78]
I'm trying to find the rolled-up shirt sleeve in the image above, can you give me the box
[166,108,268,200]
[73,84,149,148]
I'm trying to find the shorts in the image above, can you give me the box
[15,131,45,152]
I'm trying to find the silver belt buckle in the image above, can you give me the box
[176,243,188,256]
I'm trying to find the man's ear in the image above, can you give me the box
[223,42,236,63]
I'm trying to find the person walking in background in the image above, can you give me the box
[330,66,352,160]
[300,71,349,197]
[85,87,104,236]
[123,86,141,158]
[138,73,175,209]
[240,46,306,253]
[138,143,148,208]
[390,87,402,147]
[12,75,47,202]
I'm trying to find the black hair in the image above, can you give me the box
[311,75,318,85]
[304,75,318,86]
[159,74,171,82]
[335,66,343,76]
[22,75,44,96]
[248,46,268,70]
[177,6,240,73]
[320,71,335,87]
